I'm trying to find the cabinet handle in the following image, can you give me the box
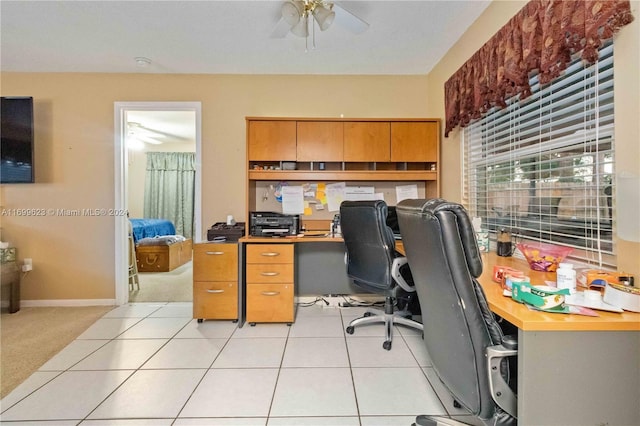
[206,289,225,294]
[261,291,280,296]
[260,272,279,276]
[261,252,280,257]
[205,251,224,255]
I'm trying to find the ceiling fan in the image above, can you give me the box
[126,122,166,145]
[271,1,369,47]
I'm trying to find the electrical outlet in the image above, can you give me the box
[22,264,33,272]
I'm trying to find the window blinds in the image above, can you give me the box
[463,43,615,268]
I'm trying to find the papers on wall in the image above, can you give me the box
[282,185,304,214]
[325,182,346,212]
[344,186,374,201]
[396,184,418,203]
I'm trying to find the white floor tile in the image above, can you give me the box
[80,420,174,425]
[352,367,446,416]
[0,371,60,412]
[1,370,133,421]
[148,303,194,318]
[70,339,167,370]
[175,418,267,426]
[231,323,291,338]
[117,317,191,339]
[212,338,286,368]
[346,336,418,367]
[281,337,349,368]
[76,318,143,339]
[288,315,345,338]
[142,338,227,369]
[268,417,360,425]
[88,369,205,419]
[175,319,238,339]
[2,421,79,426]
[179,369,278,418]
[38,340,110,371]
[403,335,432,367]
[422,367,471,417]
[270,368,357,417]
[360,415,419,425]
[101,303,165,318]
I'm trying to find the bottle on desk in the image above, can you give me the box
[556,263,577,292]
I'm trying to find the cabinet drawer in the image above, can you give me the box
[246,244,294,264]
[246,263,294,283]
[193,243,238,281]
[193,281,238,320]
[246,283,294,323]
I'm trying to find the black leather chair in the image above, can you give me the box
[396,199,517,426]
[340,200,423,350]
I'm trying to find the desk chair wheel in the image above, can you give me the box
[250,322,256,326]
[363,312,373,317]
[346,326,355,334]
[197,319,203,323]
[383,340,392,350]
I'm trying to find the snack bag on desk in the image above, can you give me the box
[511,281,570,312]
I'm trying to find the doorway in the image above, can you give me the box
[114,102,202,305]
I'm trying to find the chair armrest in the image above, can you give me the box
[391,256,415,293]
[486,344,518,418]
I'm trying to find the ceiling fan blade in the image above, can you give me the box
[333,2,369,34]
[270,16,291,38]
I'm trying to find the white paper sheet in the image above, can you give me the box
[344,186,376,201]
[396,184,418,203]
[326,182,346,212]
[282,185,304,214]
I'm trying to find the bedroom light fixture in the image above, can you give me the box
[281,0,336,49]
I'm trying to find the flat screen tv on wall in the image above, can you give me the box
[1,96,34,183]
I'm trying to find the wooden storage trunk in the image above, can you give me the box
[136,238,192,272]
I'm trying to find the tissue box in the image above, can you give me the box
[0,247,16,264]
[511,281,570,311]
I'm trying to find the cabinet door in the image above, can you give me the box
[297,121,343,162]
[344,122,390,162]
[391,122,438,162]
[248,120,296,161]
[246,283,294,323]
[193,281,238,319]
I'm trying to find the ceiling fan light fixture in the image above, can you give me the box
[281,0,304,26]
[290,16,309,37]
[313,5,335,31]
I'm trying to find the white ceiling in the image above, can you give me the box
[1,0,490,75]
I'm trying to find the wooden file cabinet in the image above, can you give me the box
[245,243,295,325]
[193,243,238,322]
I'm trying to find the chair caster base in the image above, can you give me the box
[383,340,392,350]
[346,326,355,334]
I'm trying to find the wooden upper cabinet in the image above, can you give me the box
[390,122,438,162]
[296,121,343,162]
[343,122,391,162]
[248,120,296,161]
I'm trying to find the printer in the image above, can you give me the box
[250,212,301,237]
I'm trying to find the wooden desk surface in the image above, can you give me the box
[395,242,640,332]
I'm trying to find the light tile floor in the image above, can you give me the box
[0,302,476,426]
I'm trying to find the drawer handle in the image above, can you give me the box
[206,289,225,294]
[261,252,280,257]
[205,251,225,255]
[261,272,279,276]
[261,291,280,296]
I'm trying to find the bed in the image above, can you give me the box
[129,218,192,273]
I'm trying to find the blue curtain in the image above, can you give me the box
[143,152,195,239]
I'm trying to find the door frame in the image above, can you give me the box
[114,101,202,305]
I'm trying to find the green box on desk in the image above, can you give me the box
[1,248,16,264]
[511,281,570,311]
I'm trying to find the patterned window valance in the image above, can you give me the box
[444,0,634,137]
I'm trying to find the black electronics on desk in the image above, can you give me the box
[207,222,245,242]
[250,212,300,237]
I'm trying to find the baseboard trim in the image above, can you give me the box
[20,299,117,307]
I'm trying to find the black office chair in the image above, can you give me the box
[396,199,517,426]
[339,200,423,350]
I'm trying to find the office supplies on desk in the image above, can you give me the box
[603,282,640,312]
[565,291,624,313]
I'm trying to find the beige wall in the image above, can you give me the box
[426,0,640,277]
[0,74,429,302]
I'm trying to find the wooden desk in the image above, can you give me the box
[475,253,639,425]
